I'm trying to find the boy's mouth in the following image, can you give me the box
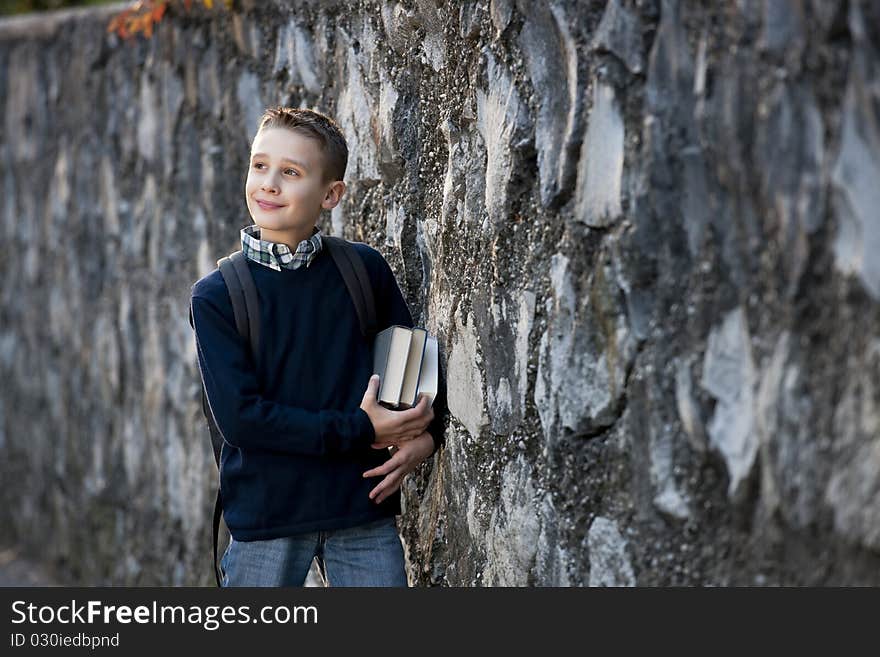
[256,200,285,211]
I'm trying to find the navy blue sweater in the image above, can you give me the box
[190,241,447,541]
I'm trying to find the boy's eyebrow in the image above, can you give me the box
[250,153,309,170]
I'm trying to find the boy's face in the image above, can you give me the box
[245,127,343,236]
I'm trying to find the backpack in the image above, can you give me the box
[188,236,378,586]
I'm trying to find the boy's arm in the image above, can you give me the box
[190,293,374,457]
[380,259,448,456]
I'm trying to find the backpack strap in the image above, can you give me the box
[190,303,225,470]
[217,250,260,359]
[190,301,228,587]
[324,236,378,338]
[210,250,261,588]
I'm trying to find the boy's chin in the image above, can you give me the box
[251,218,314,234]
[251,217,287,230]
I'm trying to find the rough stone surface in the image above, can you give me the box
[575,82,624,227]
[700,307,758,499]
[1,0,879,586]
[586,517,635,587]
[830,2,880,300]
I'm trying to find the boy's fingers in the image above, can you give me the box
[369,483,386,501]
[420,396,433,421]
[369,471,402,502]
[367,374,379,397]
[371,437,404,449]
[406,399,433,432]
[402,396,425,416]
[388,397,430,436]
[363,462,391,478]
[362,375,380,408]
[364,450,404,478]
[399,396,428,425]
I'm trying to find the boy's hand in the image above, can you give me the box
[360,375,434,449]
[362,431,435,504]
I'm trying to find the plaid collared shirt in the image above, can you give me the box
[240,224,323,272]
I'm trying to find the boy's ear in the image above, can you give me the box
[324,180,346,208]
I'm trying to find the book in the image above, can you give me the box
[398,328,428,409]
[414,335,438,408]
[373,325,438,409]
[372,325,412,407]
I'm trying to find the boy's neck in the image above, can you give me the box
[258,223,318,250]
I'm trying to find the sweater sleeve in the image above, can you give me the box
[380,257,448,456]
[190,293,375,457]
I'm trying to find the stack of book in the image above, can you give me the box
[373,325,438,410]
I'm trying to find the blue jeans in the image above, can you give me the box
[219,516,408,587]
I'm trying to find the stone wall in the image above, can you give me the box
[1,0,878,585]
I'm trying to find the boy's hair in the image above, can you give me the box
[256,106,348,185]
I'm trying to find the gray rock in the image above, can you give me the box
[5,46,45,162]
[273,19,325,95]
[831,3,880,301]
[675,357,707,454]
[447,308,488,439]
[483,456,540,586]
[575,82,624,227]
[587,516,635,587]
[137,69,158,163]
[459,0,481,41]
[468,270,536,435]
[645,0,694,123]
[440,117,487,228]
[679,144,712,256]
[535,253,635,441]
[336,36,382,185]
[381,2,418,54]
[236,71,264,145]
[417,0,447,72]
[701,307,758,499]
[475,46,531,231]
[753,331,821,531]
[160,61,184,178]
[519,1,582,208]
[825,339,880,551]
[758,0,806,61]
[376,66,405,181]
[592,0,645,74]
[535,495,571,586]
[490,0,514,36]
[650,421,690,520]
[755,82,824,296]
[231,12,260,60]
[197,45,222,119]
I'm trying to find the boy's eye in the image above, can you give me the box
[252,163,297,176]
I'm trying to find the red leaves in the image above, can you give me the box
[107,0,228,42]
[151,3,167,22]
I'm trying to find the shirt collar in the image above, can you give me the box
[240,224,323,272]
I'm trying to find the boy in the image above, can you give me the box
[189,106,447,587]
